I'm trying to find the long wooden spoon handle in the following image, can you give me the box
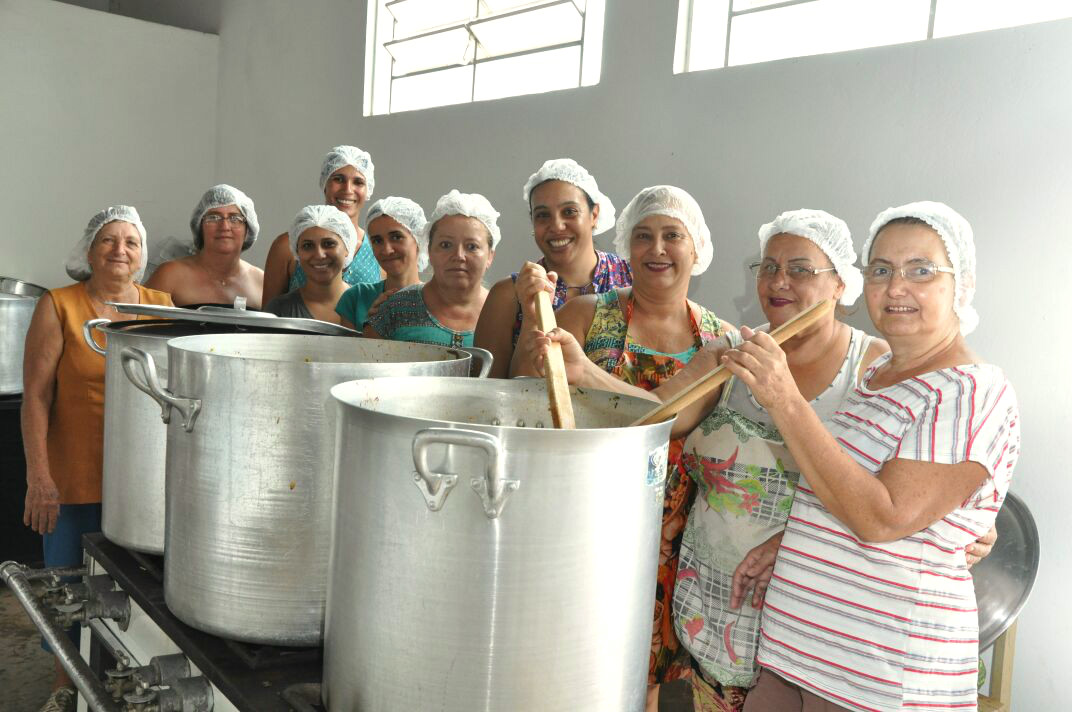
[629,299,835,427]
[535,290,576,429]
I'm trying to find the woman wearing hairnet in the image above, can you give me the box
[336,196,426,330]
[261,145,383,307]
[514,185,732,701]
[264,205,357,323]
[21,206,172,712]
[364,190,496,347]
[145,184,265,308]
[525,204,1005,712]
[474,158,631,378]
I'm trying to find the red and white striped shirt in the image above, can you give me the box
[756,354,1020,712]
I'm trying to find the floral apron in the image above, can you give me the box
[670,376,801,704]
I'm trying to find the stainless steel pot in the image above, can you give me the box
[323,377,674,712]
[0,277,47,394]
[122,333,475,646]
[85,317,356,555]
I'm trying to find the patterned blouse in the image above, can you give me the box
[509,250,631,346]
[367,283,473,348]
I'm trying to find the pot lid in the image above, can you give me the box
[108,302,357,336]
[0,276,47,299]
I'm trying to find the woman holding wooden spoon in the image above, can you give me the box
[514,184,731,701]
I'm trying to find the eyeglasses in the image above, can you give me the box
[202,214,246,226]
[863,260,955,284]
[749,262,836,281]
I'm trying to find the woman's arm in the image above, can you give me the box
[511,292,595,379]
[474,278,521,379]
[361,324,383,339]
[261,232,295,307]
[143,259,182,295]
[723,328,989,543]
[20,294,64,534]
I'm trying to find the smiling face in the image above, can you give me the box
[368,215,420,279]
[200,204,247,253]
[757,233,844,328]
[529,180,598,268]
[295,226,348,285]
[628,215,696,291]
[864,222,959,341]
[323,165,369,219]
[88,220,142,280]
[428,215,494,291]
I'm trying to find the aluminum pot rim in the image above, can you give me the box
[163,332,469,366]
[330,377,674,435]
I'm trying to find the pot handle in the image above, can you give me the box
[412,428,518,519]
[459,346,493,379]
[119,347,202,433]
[82,318,110,356]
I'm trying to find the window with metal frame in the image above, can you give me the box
[674,0,1072,74]
[364,0,606,115]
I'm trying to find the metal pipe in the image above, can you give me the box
[0,561,123,712]
[23,565,88,581]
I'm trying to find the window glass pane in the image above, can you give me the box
[481,0,575,14]
[470,1,583,59]
[688,0,730,72]
[390,65,474,113]
[728,0,929,66]
[385,27,475,76]
[933,0,1072,38]
[386,0,473,38]
[474,45,580,101]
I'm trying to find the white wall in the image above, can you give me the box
[213,2,1069,705]
[0,0,218,288]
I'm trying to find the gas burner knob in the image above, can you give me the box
[105,663,137,701]
[123,685,158,709]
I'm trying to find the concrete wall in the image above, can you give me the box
[0,0,218,287]
[212,1,1069,703]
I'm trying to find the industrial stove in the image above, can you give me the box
[3,533,326,712]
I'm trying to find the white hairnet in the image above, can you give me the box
[522,158,616,234]
[863,201,978,335]
[613,185,713,275]
[757,209,863,306]
[289,205,359,270]
[319,145,375,197]
[424,189,501,249]
[189,184,259,251]
[367,197,429,272]
[65,205,148,282]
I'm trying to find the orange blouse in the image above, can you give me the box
[46,282,173,503]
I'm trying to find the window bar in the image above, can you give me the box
[723,0,733,68]
[387,1,395,114]
[577,5,586,86]
[472,0,479,102]
[926,0,937,39]
[390,40,582,80]
[682,0,696,73]
[730,0,821,18]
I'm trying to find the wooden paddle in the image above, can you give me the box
[629,299,835,427]
[535,290,576,429]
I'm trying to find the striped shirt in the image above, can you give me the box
[756,352,1020,712]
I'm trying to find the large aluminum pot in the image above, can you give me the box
[85,318,356,555]
[0,277,47,394]
[324,377,674,712]
[122,333,475,646]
